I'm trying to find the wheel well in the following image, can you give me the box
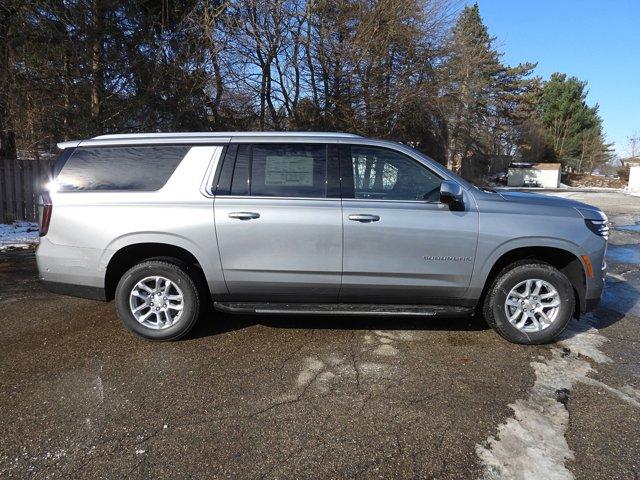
[105,243,205,301]
[482,246,586,315]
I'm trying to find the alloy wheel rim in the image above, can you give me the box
[504,279,561,332]
[129,276,184,330]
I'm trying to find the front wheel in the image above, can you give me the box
[115,259,201,341]
[482,262,575,344]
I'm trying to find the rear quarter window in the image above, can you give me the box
[55,146,190,191]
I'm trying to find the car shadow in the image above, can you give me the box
[189,308,489,339]
[191,272,640,341]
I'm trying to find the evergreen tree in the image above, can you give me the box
[537,73,612,171]
[442,3,536,171]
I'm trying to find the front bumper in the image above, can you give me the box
[584,296,601,312]
[582,256,606,313]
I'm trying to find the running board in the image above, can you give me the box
[213,302,473,318]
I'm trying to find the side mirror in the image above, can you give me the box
[439,180,464,205]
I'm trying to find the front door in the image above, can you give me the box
[214,143,342,302]
[340,145,479,304]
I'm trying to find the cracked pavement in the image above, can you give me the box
[0,191,639,479]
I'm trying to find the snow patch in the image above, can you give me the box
[0,222,39,250]
[476,314,639,480]
[296,357,324,387]
[367,329,417,357]
[315,371,336,393]
[372,330,415,342]
[372,344,399,356]
[91,375,104,402]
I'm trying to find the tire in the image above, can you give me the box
[115,259,200,341]
[482,261,575,345]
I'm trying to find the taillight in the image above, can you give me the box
[37,192,52,237]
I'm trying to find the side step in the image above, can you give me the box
[213,302,473,318]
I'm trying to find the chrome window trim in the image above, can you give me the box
[200,146,225,198]
[212,195,443,205]
[214,195,340,202]
[342,198,443,205]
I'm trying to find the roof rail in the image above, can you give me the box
[92,131,361,140]
[56,131,362,149]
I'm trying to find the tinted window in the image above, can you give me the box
[52,148,75,178]
[250,144,327,198]
[55,146,190,191]
[230,144,250,195]
[351,146,442,201]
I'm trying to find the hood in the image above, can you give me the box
[496,190,605,219]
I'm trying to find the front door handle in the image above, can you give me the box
[348,214,380,223]
[229,212,260,220]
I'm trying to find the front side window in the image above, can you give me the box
[250,144,327,198]
[55,146,190,191]
[351,146,442,201]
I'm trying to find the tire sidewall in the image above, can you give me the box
[489,264,574,344]
[116,261,199,341]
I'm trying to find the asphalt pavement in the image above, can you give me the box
[0,191,638,479]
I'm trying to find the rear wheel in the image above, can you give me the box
[115,259,200,341]
[482,262,575,344]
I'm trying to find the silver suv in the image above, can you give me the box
[36,132,608,344]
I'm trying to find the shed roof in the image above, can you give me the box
[509,163,561,170]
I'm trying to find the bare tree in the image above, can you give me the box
[627,133,640,159]
[0,1,21,159]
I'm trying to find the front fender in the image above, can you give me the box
[468,236,588,301]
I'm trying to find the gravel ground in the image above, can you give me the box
[0,191,638,479]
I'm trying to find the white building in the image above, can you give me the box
[628,162,640,191]
[507,163,561,188]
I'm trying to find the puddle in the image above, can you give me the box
[606,244,640,265]
[616,224,640,233]
[602,277,640,317]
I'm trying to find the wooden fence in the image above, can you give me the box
[0,157,54,223]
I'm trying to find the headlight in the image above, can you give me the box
[585,219,609,239]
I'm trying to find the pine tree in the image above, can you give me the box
[442,3,536,171]
[538,73,612,170]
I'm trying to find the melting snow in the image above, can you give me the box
[0,222,39,250]
[476,314,640,480]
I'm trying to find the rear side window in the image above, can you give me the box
[55,146,190,191]
[250,144,327,198]
[52,148,75,178]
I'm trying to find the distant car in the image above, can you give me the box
[495,171,508,184]
[523,179,542,187]
[37,132,608,345]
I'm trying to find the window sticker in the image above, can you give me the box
[264,155,314,186]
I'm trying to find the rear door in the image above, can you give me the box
[214,142,342,302]
[340,145,479,304]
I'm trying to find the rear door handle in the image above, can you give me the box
[229,212,260,220]
[348,214,380,223]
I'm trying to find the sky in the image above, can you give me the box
[473,0,640,158]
